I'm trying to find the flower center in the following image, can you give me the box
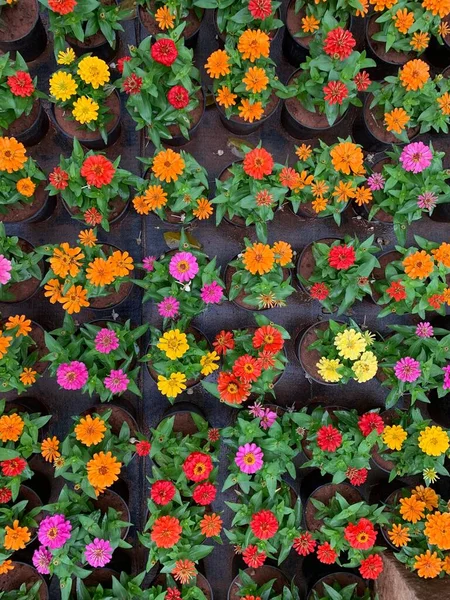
[244,453,256,465]
[193,463,206,475]
[264,334,274,343]
[47,527,58,539]
[98,466,109,475]
[227,383,238,394]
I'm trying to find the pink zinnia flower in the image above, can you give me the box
[416,322,434,338]
[235,442,264,474]
[0,255,12,285]
[248,402,265,418]
[417,191,437,211]
[32,546,52,574]
[201,281,223,304]
[443,365,450,390]
[56,361,88,390]
[104,369,129,394]
[394,357,421,383]
[169,252,199,282]
[142,256,157,272]
[399,142,433,173]
[158,296,180,318]
[84,538,113,567]
[38,514,72,549]
[95,328,119,354]
[367,173,385,191]
[259,408,277,430]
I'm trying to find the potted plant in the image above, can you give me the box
[0,225,42,302]
[0,580,46,599]
[0,497,41,553]
[212,146,288,241]
[228,568,299,600]
[309,577,371,600]
[134,230,224,323]
[298,235,380,315]
[205,30,291,134]
[215,0,283,42]
[47,139,142,231]
[37,231,134,313]
[226,238,295,310]
[133,148,210,225]
[202,315,289,406]
[0,55,47,146]
[118,35,204,147]
[48,53,120,149]
[0,0,47,62]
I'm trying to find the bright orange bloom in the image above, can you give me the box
[438,92,450,115]
[44,279,64,304]
[296,144,312,160]
[410,32,430,51]
[50,243,84,278]
[193,198,213,220]
[41,436,60,462]
[242,243,274,274]
[403,250,434,279]
[412,485,439,510]
[301,15,319,32]
[0,332,12,359]
[237,29,270,62]
[172,559,197,584]
[151,515,182,548]
[5,315,31,337]
[109,250,133,277]
[414,550,442,578]
[273,241,293,266]
[216,86,237,108]
[0,414,24,442]
[0,561,14,575]
[424,512,450,550]
[60,285,90,314]
[200,513,222,537]
[143,185,168,211]
[332,181,356,202]
[238,99,264,123]
[388,523,410,547]
[87,451,121,489]
[86,258,116,287]
[399,495,426,523]
[243,67,269,93]
[205,49,230,78]
[354,186,373,206]
[330,142,365,175]
[422,0,450,18]
[392,8,414,33]
[20,368,37,386]
[312,197,328,213]
[399,59,430,91]
[152,149,185,183]
[16,177,36,197]
[75,415,106,447]
[4,520,30,550]
[384,108,409,134]
[78,229,97,248]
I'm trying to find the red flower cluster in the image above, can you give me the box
[193,482,217,506]
[81,155,116,188]
[183,451,213,482]
[248,0,273,19]
[213,330,235,355]
[250,509,279,540]
[323,81,349,105]
[151,515,182,548]
[242,544,266,568]
[293,531,316,556]
[48,0,76,14]
[168,85,190,109]
[136,440,151,456]
[49,166,69,190]
[358,412,384,436]
[151,39,178,67]
[344,518,377,550]
[317,542,338,564]
[359,554,383,579]
[386,280,407,301]
[310,282,330,301]
[123,73,143,95]
[346,467,368,486]
[151,480,176,505]
[1,457,27,477]
[328,244,356,269]
[316,425,342,452]
[0,487,12,503]
[7,71,34,97]
[243,148,274,180]
[323,28,356,60]
[117,56,132,74]
[428,293,444,309]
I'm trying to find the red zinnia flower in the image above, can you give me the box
[7,71,34,97]
[359,554,383,579]
[217,372,251,405]
[243,148,274,180]
[192,483,217,506]
[250,509,279,540]
[49,166,69,190]
[252,325,284,354]
[166,588,181,600]
[151,480,176,505]
[293,532,316,556]
[248,0,272,19]
[151,38,178,67]
[257,351,276,369]
[328,245,356,269]
[358,412,384,436]
[428,293,444,309]
[344,518,377,550]
[310,282,330,300]
[123,73,142,95]
[117,56,131,73]
[1,457,27,477]
[346,467,368,486]
[323,28,356,60]
[213,330,235,355]
[317,542,338,564]
[0,488,12,503]
[136,440,151,456]
[81,155,116,188]
[183,451,213,482]
[84,207,103,226]
[323,81,349,105]
[207,428,220,442]
[242,544,266,568]
[317,425,342,452]
[151,515,182,548]
[279,167,299,190]
[386,280,407,301]
[233,354,262,383]
[167,85,190,109]
[48,0,76,14]
[354,71,371,92]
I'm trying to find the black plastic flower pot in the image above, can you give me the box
[217,96,279,136]
[306,572,368,600]
[13,101,49,148]
[165,88,206,147]
[282,23,310,67]
[424,33,450,69]
[1,185,56,225]
[62,196,130,229]
[429,202,450,222]
[138,5,203,50]
[0,0,47,62]
[0,562,49,600]
[66,32,117,62]
[365,14,414,79]
[281,100,350,142]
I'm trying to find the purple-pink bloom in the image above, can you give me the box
[104,369,129,394]
[84,538,113,568]
[417,191,437,211]
[95,328,119,354]
[32,546,52,574]
[201,281,224,304]
[415,322,434,338]
[142,256,157,272]
[235,442,264,474]
[367,173,385,191]
[56,361,89,390]
[0,255,12,285]
[248,402,265,418]
[158,296,180,318]
[259,408,277,430]
[394,357,421,383]
[399,142,433,173]
[38,514,72,549]
[169,252,199,282]
[443,365,450,390]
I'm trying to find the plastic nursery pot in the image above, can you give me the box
[296,321,347,386]
[28,321,49,377]
[93,488,131,540]
[161,402,207,436]
[0,0,47,62]
[353,156,393,224]
[228,567,290,600]
[52,89,121,150]
[365,14,415,79]
[0,184,55,224]
[296,237,340,296]
[17,484,43,543]
[370,409,398,475]
[216,92,280,136]
[0,562,49,600]
[138,2,203,49]
[88,244,133,310]
[370,249,402,303]
[213,8,281,49]
[165,88,205,147]
[66,31,118,63]
[424,17,450,68]
[304,483,363,532]
[62,196,130,228]
[82,404,139,438]
[155,572,213,600]
[142,168,197,226]
[426,389,450,428]
[307,572,368,600]
[0,239,43,303]
[5,100,49,147]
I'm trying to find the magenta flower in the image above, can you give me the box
[104,369,129,394]
[84,538,113,568]
[95,328,119,354]
[443,365,450,390]
[248,402,265,418]
[235,442,264,474]
[56,361,89,390]
[367,173,385,191]
[415,322,434,338]
[32,546,52,574]
[201,281,223,304]
[142,256,157,272]
[394,357,421,383]
[260,408,277,430]
[0,255,12,285]
[158,296,180,318]
[38,514,72,549]
[417,191,437,211]
[399,142,433,173]
[169,252,199,282]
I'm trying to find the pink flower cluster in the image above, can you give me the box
[0,255,12,285]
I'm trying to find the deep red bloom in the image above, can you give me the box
[323,28,356,60]
[233,354,262,383]
[84,207,103,226]
[252,325,284,354]
[192,483,217,506]
[48,0,76,14]
[117,56,132,74]
[168,85,190,109]
[248,0,272,19]
[183,452,213,482]
[166,588,181,600]
[359,554,383,579]
[208,428,220,442]
[1,457,27,477]
[358,412,384,436]
[151,38,178,67]
[354,71,371,92]
[344,518,377,550]
[316,425,342,452]
[346,467,368,486]
[49,166,69,190]
[151,480,176,505]
[136,440,151,456]
[293,532,316,556]
[213,330,235,355]
[323,81,349,105]
[317,542,338,564]
[81,155,115,188]
[242,544,266,568]
[123,73,143,95]
[0,487,12,503]
[7,71,34,97]
[328,245,356,269]
[386,280,407,301]
[310,282,330,301]
[250,509,279,540]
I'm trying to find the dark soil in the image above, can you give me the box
[285,72,342,129]
[297,237,339,283]
[285,2,313,49]
[54,91,120,141]
[63,196,128,224]
[0,0,38,41]
[2,239,42,302]
[0,183,48,224]
[364,94,419,144]
[0,562,48,600]
[84,404,139,437]
[6,101,41,138]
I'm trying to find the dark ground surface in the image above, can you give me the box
[2,2,450,598]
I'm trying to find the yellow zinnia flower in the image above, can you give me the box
[57,48,76,65]
[157,372,187,399]
[334,328,366,360]
[200,351,220,376]
[418,425,449,456]
[72,96,99,124]
[316,357,343,383]
[49,71,78,101]
[157,330,189,360]
[382,424,407,451]
[77,56,110,89]
[352,351,378,383]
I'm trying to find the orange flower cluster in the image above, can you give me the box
[242,241,293,275]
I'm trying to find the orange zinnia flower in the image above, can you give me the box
[50,243,84,278]
[86,258,116,287]
[354,186,373,206]
[399,59,429,91]
[312,197,328,213]
[296,144,312,160]
[437,92,450,115]
[41,436,60,462]
[205,49,230,78]
[216,86,237,108]
[392,8,414,33]
[60,285,90,314]
[75,415,106,447]
[19,368,37,386]
[384,108,409,134]
[0,137,27,173]
[242,242,274,274]
[410,32,430,51]
[5,314,32,337]
[388,523,410,547]
[237,29,270,62]
[238,99,264,123]
[0,332,12,359]
[273,241,293,266]
[152,148,185,183]
[0,560,14,575]
[0,414,24,442]
[301,15,319,32]
[193,198,213,220]
[151,515,182,548]
[16,177,36,197]
[399,495,426,523]
[87,451,121,489]
[403,250,433,279]
[109,250,133,277]
[424,512,450,550]
[78,229,97,248]
[143,185,168,211]
[412,485,439,510]
[242,66,269,93]
[172,559,197,584]
[44,279,64,304]
[414,550,442,578]
[4,520,30,550]
[200,513,222,537]
[330,141,365,175]
[332,181,356,202]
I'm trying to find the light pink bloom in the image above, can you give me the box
[104,369,129,394]
[84,538,113,567]
[415,322,434,338]
[0,255,12,285]
[394,357,421,383]
[399,142,433,173]
[142,256,157,272]
[201,281,223,304]
[169,252,199,282]
[158,296,180,318]
[367,173,385,191]
[95,328,119,354]
[249,402,265,418]
[38,514,72,549]
[235,442,264,474]
[417,191,437,211]
[32,546,52,574]
[56,361,88,390]
[260,408,277,430]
